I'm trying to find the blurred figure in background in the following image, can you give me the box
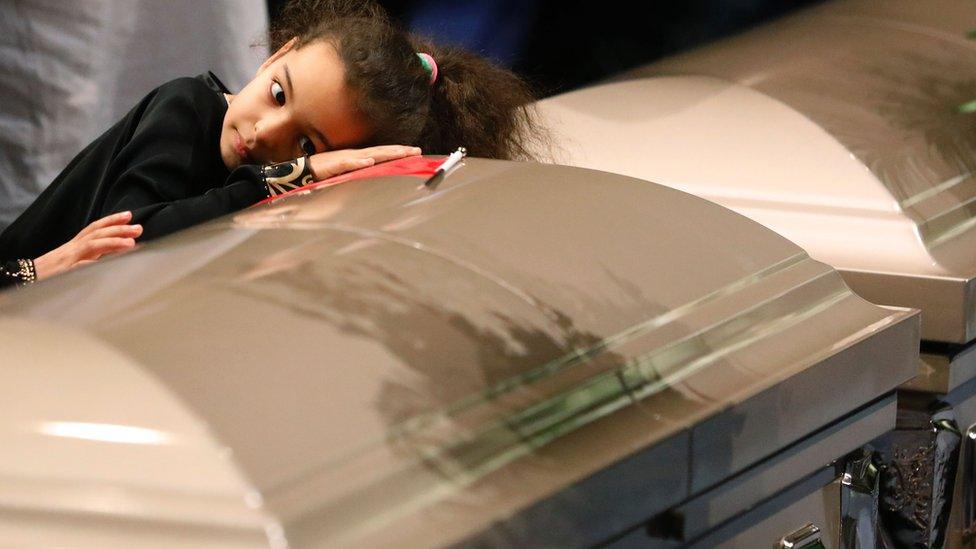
[0,0,269,231]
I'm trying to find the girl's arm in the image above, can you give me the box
[255,145,422,197]
[96,78,419,242]
[32,212,142,280]
[1,212,141,288]
[111,146,420,241]
[115,146,419,240]
[112,175,267,241]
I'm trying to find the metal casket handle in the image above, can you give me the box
[780,523,826,549]
[964,424,976,543]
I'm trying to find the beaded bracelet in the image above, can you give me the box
[0,258,37,286]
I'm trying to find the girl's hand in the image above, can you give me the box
[33,211,143,281]
[308,145,421,180]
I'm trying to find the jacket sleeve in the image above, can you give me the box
[115,157,314,240]
[112,174,268,241]
[0,259,36,289]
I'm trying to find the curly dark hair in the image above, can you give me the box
[269,0,548,160]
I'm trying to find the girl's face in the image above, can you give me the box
[220,39,370,170]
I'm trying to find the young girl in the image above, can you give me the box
[0,0,543,289]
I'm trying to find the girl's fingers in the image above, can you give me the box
[362,145,422,162]
[81,237,136,261]
[331,157,374,176]
[89,224,143,240]
[78,211,133,238]
[310,145,421,178]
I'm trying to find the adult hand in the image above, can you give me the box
[308,145,421,180]
[33,211,143,281]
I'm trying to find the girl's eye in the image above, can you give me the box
[271,81,286,105]
[299,136,316,156]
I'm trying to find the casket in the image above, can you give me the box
[0,159,917,547]
[534,0,976,544]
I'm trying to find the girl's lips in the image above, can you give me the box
[234,132,251,163]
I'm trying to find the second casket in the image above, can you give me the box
[536,0,976,347]
[0,159,917,547]
[533,0,976,544]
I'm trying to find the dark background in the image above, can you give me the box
[266,0,823,97]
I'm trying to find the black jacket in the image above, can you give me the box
[0,72,266,260]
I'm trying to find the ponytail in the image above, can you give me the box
[411,39,547,160]
[270,0,549,160]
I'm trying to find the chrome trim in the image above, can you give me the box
[780,522,824,548]
[963,424,976,543]
[840,450,879,548]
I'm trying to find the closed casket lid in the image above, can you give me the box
[0,159,917,547]
[536,0,976,343]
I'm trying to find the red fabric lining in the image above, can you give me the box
[253,155,442,206]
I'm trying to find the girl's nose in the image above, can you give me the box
[253,112,292,152]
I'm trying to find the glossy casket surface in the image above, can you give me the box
[0,159,917,547]
[536,0,976,343]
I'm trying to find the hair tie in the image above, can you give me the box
[416,52,438,85]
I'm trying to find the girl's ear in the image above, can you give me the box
[257,37,299,75]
